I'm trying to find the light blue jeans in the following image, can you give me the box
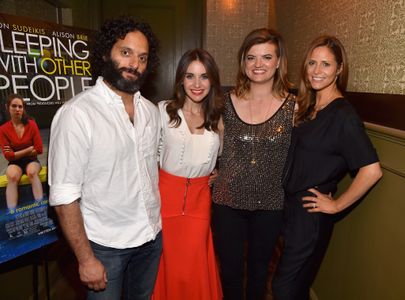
[87,231,162,300]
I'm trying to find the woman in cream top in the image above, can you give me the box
[158,102,219,178]
[152,49,223,300]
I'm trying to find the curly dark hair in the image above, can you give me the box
[166,49,224,132]
[91,16,160,83]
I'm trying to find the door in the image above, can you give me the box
[99,0,204,102]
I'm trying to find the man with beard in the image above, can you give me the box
[48,17,162,300]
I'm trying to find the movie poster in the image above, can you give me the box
[0,13,94,264]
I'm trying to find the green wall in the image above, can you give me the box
[313,125,405,300]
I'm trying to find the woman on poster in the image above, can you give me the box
[152,49,223,300]
[0,94,43,210]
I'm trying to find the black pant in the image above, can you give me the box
[212,203,283,300]
[272,193,335,300]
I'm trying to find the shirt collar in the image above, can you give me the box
[97,76,141,106]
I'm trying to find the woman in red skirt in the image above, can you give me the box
[152,49,223,300]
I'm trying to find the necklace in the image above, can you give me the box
[312,97,339,119]
[314,100,333,112]
[181,107,204,134]
[248,97,274,165]
[314,103,327,111]
[314,93,341,111]
[250,126,259,165]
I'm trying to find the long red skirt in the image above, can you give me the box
[152,169,223,300]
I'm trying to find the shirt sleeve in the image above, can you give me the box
[0,126,10,160]
[0,123,15,161]
[30,120,43,155]
[157,101,166,164]
[48,104,92,206]
[339,109,379,171]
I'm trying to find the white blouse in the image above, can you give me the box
[158,100,220,178]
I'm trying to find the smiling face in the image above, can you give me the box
[8,98,24,120]
[306,46,342,93]
[103,30,149,94]
[183,60,211,104]
[244,42,279,84]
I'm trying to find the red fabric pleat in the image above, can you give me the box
[152,169,223,300]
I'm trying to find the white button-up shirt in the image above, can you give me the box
[48,77,161,249]
[158,100,220,178]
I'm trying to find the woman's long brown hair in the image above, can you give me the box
[166,48,224,132]
[6,94,30,125]
[295,35,348,126]
[234,28,292,99]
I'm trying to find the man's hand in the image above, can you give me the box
[54,202,107,291]
[79,256,107,291]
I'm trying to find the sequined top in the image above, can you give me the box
[212,93,295,211]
